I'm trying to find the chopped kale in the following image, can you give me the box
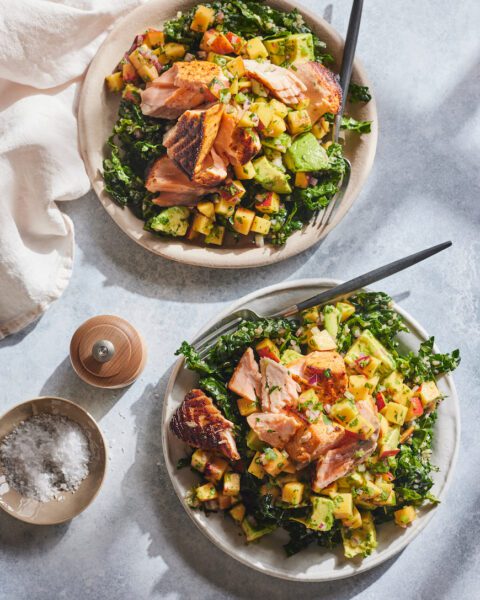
[397,337,460,385]
[348,83,372,103]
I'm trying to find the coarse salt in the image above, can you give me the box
[0,414,91,502]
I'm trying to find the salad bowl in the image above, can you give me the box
[162,279,459,581]
[78,0,377,268]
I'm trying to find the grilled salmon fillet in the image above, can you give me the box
[243,59,307,106]
[294,62,342,124]
[260,358,300,413]
[145,156,218,204]
[163,103,227,185]
[140,60,228,119]
[170,389,240,461]
[247,412,301,449]
[312,400,380,491]
[228,347,262,404]
[214,109,261,166]
[285,417,345,467]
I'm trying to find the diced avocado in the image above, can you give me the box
[261,132,292,154]
[253,156,292,194]
[323,304,340,340]
[281,348,303,365]
[341,511,377,558]
[284,133,329,172]
[306,496,334,531]
[147,206,190,237]
[264,33,314,65]
[336,301,355,322]
[246,429,265,452]
[345,330,396,377]
[241,518,275,542]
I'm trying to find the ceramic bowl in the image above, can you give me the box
[78,0,378,268]
[162,280,460,580]
[0,396,107,525]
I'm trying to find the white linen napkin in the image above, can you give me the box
[0,0,143,339]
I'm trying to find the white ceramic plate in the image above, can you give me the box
[78,0,378,269]
[162,279,460,581]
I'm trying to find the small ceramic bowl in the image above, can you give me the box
[0,396,107,525]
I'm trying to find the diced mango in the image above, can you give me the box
[318,482,338,496]
[205,225,225,246]
[248,452,265,479]
[122,62,138,83]
[381,402,408,426]
[282,482,304,505]
[331,493,354,519]
[197,201,215,219]
[342,505,362,529]
[191,5,215,32]
[295,172,309,188]
[192,213,214,235]
[263,114,286,137]
[191,449,210,473]
[344,414,376,439]
[419,381,441,407]
[394,505,417,528]
[330,398,358,424]
[223,472,241,496]
[234,161,256,180]
[336,301,355,322]
[392,383,414,406]
[215,197,238,217]
[246,429,264,451]
[137,64,158,82]
[256,338,280,361]
[164,42,186,60]
[204,456,229,482]
[196,482,218,502]
[246,37,269,59]
[229,503,246,522]
[238,110,259,128]
[348,374,370,401]
[307,327,336,351]
[286,110,312,134]
[105,71,124,92]
[260,448,288,477]
[227,56,246,77]
[232,207,255,235]
[145,29,165,48]
[269,99,289,118]
[250,216,271,235]
[237,396,258,417]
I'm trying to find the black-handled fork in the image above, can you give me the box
[191,241,452,358]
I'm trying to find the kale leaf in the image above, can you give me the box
[348,83,372,103]
[324,112,372,134]
[397,337,460,385]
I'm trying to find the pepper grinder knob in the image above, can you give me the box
[70,315,147,389]
[92,339,115,363]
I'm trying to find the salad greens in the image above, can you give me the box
[176,292,460,556]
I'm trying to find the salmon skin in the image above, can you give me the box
[170,389,240,461]
[163,103,227,186]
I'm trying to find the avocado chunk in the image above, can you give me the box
[323,305,340,340]
[265,33,314,65]
[341,512,378,558]
[261,132,292,153]
[147,206,190,237]
[306,496,334,531]
[345,330,396,377]
[253,155,292,194]
[280,348,303,365]
[284,133,330,172]
[241,518,275,542]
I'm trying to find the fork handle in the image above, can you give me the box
[334,0,364,142]
[275,241,452,318]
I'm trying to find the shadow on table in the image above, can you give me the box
[121,371,398,600]
[38,356,127,421]
[0,508,69,553]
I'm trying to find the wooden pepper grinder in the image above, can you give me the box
[70,315,147,388]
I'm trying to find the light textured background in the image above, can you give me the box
[1,1,479,598]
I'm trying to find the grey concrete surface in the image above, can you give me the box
[1,1,479,598]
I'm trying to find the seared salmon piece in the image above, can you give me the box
[260,358,300,413]
[145,156,217,199]
[170,389,240,461]
[247,412,301,449]
[294,62,342,124]
[285,417,344,467]
[141,61,229,119]
[214,109,261,166]
[243,59,306,106]
[163,103,227,185]
[287,351,347,403]
[312,400,380,491]
[228,348,262,404]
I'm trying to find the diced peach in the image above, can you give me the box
[200,29,234,54]
[191,5,215,32]
[145,29,165,47]
[122,62,138,83]
[256,339,280,362]
[255,191,280,214]
[406,396,424,421]
[105,72,124,92]
[225,31,245,54]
